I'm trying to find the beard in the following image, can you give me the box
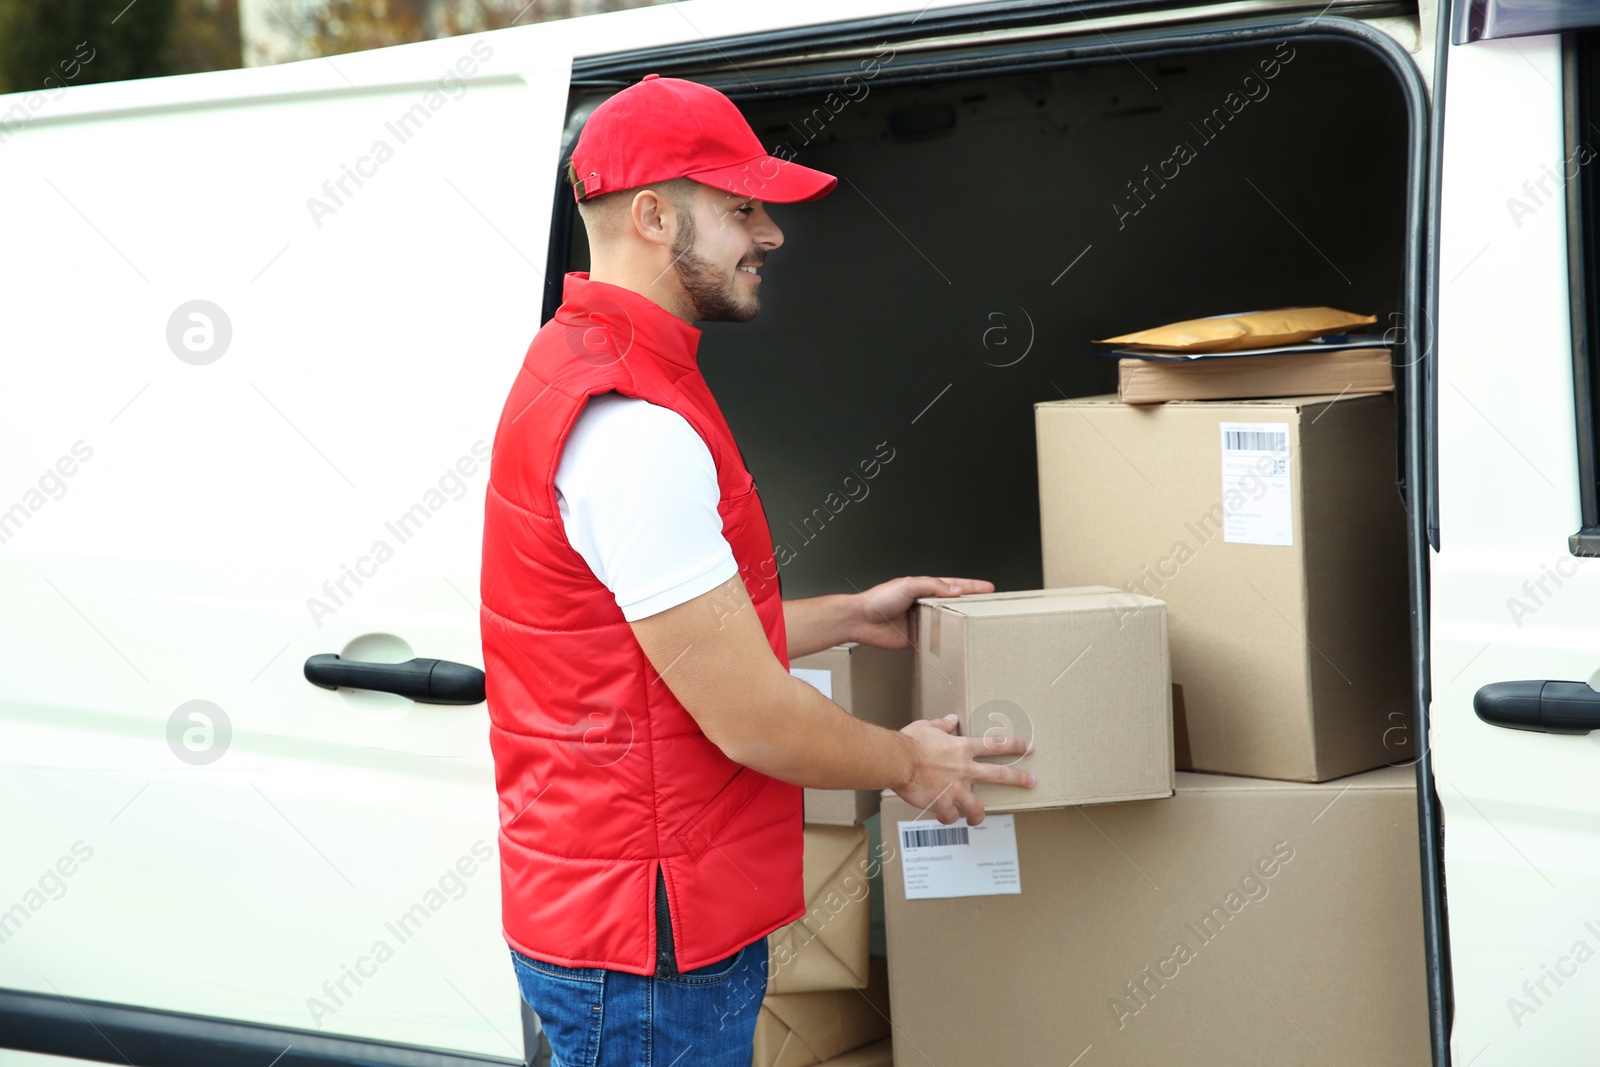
[669,209,760,324]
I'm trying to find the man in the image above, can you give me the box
[479,73,1035,1067]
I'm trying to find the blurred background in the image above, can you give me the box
[0,0,679,91]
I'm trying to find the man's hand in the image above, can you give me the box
[849,575,995,649]
[894,714,1034,825]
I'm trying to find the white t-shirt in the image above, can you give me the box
[554,391,739,621]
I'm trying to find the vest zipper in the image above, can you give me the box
[654,866,679,976]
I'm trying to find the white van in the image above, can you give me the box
[0,0,1593,1063]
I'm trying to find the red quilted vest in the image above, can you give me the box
[480,271,804,975]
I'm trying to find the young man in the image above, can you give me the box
[479,73,1035,1067]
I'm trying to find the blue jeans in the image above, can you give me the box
[510,939,769,1067]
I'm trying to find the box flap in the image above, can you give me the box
[1175,764,1416,794]
[882,765,1415,801]
[943,591,1162,619]
[914,587,1150,619]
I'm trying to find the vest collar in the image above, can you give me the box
[558,272,703,372]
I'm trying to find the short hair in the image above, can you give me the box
[565,154,700,238]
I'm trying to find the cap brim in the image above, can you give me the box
[687,154,838,204]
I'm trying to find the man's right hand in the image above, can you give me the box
[894,715,1035,826]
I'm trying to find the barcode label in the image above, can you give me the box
[899,817,1020,899]
[1220,422,1293,546]
[902,826,970,849]
[1223,429,1287,452]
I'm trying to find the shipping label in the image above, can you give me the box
[897,816,1021,899]
[1219,421,1293,546]
[789,667,833,699]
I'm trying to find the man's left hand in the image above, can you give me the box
[849,575,995,649]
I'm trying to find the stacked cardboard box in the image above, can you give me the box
[1033,393,1411,781]
[880,768,1428,1065]
[789,643,913,824]
[773,587,1175,1067]
[758,644,914,1067]
[758,825,889,1067]
[910,586,1174,811]
[1116,346,1393,404]
[754,957,890,1067]
[767,825,871,994]
[870,389,1424,1064]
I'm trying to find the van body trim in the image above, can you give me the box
[1413,3,1453,1066]
[568,0,1411,78]
[1566,33,1600,555]
[0,984,528,1067]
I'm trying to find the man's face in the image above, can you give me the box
[668,187,784,324]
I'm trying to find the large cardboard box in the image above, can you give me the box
[1036,394,1412,781]
[754,956,890,1067]
[911,587,1173,812]
[768,825,871,994]
[790,644,913,825]
[880,767,1429,1066]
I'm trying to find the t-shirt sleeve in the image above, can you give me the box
[554,392,740,622]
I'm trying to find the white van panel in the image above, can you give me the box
[0,30,571,1060]
[1433,32,1600,1067]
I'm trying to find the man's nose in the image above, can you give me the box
[754,213,783,251]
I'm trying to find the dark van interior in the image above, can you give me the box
[563,35,1409,599]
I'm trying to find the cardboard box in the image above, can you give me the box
[881,767,1429,1066]
[816,1039,892,1066]
[1036,394,1412,781]
[911,587,1173,812]
[767,825,871,994]
[790,644,913,825]
[754,956,890,1067]
[1116,347,1393,404]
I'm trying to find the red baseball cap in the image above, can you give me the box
[570,73,837,205]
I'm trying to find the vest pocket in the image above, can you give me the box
[673,766,770,862]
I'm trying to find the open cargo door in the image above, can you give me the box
[1433,24,1600,1067]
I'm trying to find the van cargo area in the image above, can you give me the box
[566,38,1409,598]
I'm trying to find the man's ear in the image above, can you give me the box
[630,189,673,248]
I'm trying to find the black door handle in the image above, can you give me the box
[304,654,485,705]
[1474,680,1600,734]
